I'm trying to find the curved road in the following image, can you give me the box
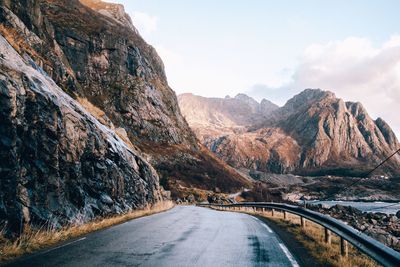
[5,206,300,267]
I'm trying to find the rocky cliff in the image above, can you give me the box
[180,89,400,176]
[178,93,278,128]
[178,93,278,143]
[0,35,162,235]
[0,0,250,234]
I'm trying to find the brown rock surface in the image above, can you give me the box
[178,93,278,137]
[180,89,400,176]
[0,35,161,235]
[0,0,250,233]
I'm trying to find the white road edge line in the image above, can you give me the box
[41,237,87,254]
[251,216,300,267]
[279,243,300,267]
[252,217,273,233]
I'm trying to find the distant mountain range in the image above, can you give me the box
[179,89,400,177]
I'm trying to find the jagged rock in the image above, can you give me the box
[0,0,250,207]
[186,194,195,203]
[0,35,162,235]
[180,89,400,176]
[308,204,400,251]
[370,219,378,225]
[178,93,278,136]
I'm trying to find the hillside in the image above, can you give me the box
[0,0,250,234]
[180,89,400,176]
[178,93,278,143]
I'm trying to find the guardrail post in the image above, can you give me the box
[283,211,287,220]
[271,209,275,217]
[300,216,305,228]
[324,227,331,244]
[340,237,348,257]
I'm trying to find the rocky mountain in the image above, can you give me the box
[0,0,250,234]
[0,35,162,234]
[178,93,278,142]
[180,89,400,177]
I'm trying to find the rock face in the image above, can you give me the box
[178,93,278,129]
[1,0,194,146]
[309,204,400,251]
[180,89,400,176]
[0,35,161,235]
[1,0,249,193]
[0,0,250,234]
[178,93,279,144]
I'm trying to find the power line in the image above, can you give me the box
[364,148,400,177]
[322,147,400,201]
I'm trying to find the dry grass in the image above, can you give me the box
[77,97,106,120]
[214,207,381,267]
[0,25,42,60]
[0,201,174,263]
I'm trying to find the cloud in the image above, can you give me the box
[248,35,400,136]
[131,11,158,35]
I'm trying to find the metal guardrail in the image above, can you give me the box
[198,202,400,267]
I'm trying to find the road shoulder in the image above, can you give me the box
[254,215,325,267]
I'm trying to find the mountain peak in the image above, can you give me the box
[191,88,400,177]
[178,93,279,130]
[80,0,137,32]
[295,88,335,101]
[282,89,336,112]
[234,93,259,104]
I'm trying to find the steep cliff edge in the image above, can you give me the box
[0,35,162,235]
[0,0,250,205]
[180,90,400,176]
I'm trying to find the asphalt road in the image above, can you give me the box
[5,206,300,267]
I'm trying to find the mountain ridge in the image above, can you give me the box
[179,89,400,176]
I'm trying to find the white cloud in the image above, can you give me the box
[249,35,400,136]
[131,11,158,35]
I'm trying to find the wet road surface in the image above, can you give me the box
[4,206,300,267]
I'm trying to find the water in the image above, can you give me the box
[305,200,400,215]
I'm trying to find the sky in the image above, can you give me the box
[105,0,400,135]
